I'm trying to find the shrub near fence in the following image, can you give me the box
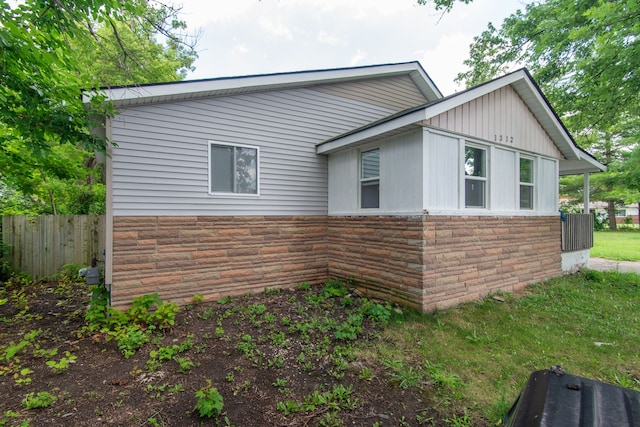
[1,216,105,280]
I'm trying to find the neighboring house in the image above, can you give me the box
[590,202,640,225]
[86,62,604,312]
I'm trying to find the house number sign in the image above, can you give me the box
[494,134,515,144]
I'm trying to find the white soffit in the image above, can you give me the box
[82,62,442,107]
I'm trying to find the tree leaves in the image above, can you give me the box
[0,0,198,214]
[449,0,639,221]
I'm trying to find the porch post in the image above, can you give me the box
[583,173,590,214]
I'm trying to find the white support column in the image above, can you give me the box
[583,173,590,214]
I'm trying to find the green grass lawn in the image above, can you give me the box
[370,270,640,425]
[591,230,640,261]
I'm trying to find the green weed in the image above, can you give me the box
[22,391,57,409]
[194,380,224,418]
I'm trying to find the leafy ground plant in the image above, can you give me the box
[22,391,57,409]
[0,272,638,426]
[194,380,224,418]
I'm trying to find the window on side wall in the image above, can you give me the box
[464,145,487,208]
[360,148,379,209]
[519,157,534,209]
[209,142,258,194]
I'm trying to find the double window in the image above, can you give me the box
[209,142,258,194]
[464,145,487,208]
[360,148,380,209]
[519,157,534,209]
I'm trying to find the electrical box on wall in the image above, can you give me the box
[79,266,101,285]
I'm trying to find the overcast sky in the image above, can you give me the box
[176,0,529,95]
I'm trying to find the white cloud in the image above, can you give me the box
[258,15,294,40]
[231,43,249,56]
[350,49,367,66]
[418,32,474,95]
[317,31,344,46]
[177,0,256,27]
[179,0,529,86]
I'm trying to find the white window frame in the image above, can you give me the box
[208,141,260,196]
[359,147,380,209]
[464,143,488,209]
[518,155,534,210]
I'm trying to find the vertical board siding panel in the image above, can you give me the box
[424,132,460,210]
[422,86,562,159]
[492,149,517,210]
[483,94,490,141]
[488,91,495,141]
[455,105,463,133]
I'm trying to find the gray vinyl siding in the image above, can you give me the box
[111,87,399,216]
[311,75,428,111]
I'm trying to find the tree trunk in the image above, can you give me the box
[607,199,617,231]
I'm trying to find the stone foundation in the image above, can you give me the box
[111,216,327,307]
[111,214,562,312]
[328,215,561,312]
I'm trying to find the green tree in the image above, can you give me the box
[0,0,198,215]
[432,0,638,229]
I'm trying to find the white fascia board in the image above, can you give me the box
[422,71,529,118]
[82,62,437,106]
[316,109,427,154]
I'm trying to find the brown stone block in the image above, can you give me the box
[113,231,138,240]
[227,248,259,257]
[220,268,254,278]
[138,230,180,240]
[157,216,198,226]
[113,255,150,265]
[112,239,138,248]
[180,229,216,238]
[282,263,306,272]
[113,262,156,272]
[150,252,192,262]
[156,260,197,270]
[141,275,182,287]
[253,265,282,275]
[192,250,228,259]
[218,228,251,236]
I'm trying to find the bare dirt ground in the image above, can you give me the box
[0,276,462,427]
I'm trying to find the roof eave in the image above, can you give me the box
[316,108,428,154]
[82,61,442,107]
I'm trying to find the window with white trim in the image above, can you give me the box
[464,145,487,208]
[360,148,379,209]
[209,142,258,194]
[519,157,534,209]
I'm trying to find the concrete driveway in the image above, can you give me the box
[589,257,640,274]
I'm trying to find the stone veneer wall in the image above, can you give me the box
[111,216,327,307]
[328,215,561,312]
[111,214,561,312]
[327,215,427,311]
[421,215,561,312]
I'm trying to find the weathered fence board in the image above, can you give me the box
[561,213,594,252]
[1,216,105,279]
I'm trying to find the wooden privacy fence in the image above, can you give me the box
[2,215,105,280]
[561,213,594,252]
